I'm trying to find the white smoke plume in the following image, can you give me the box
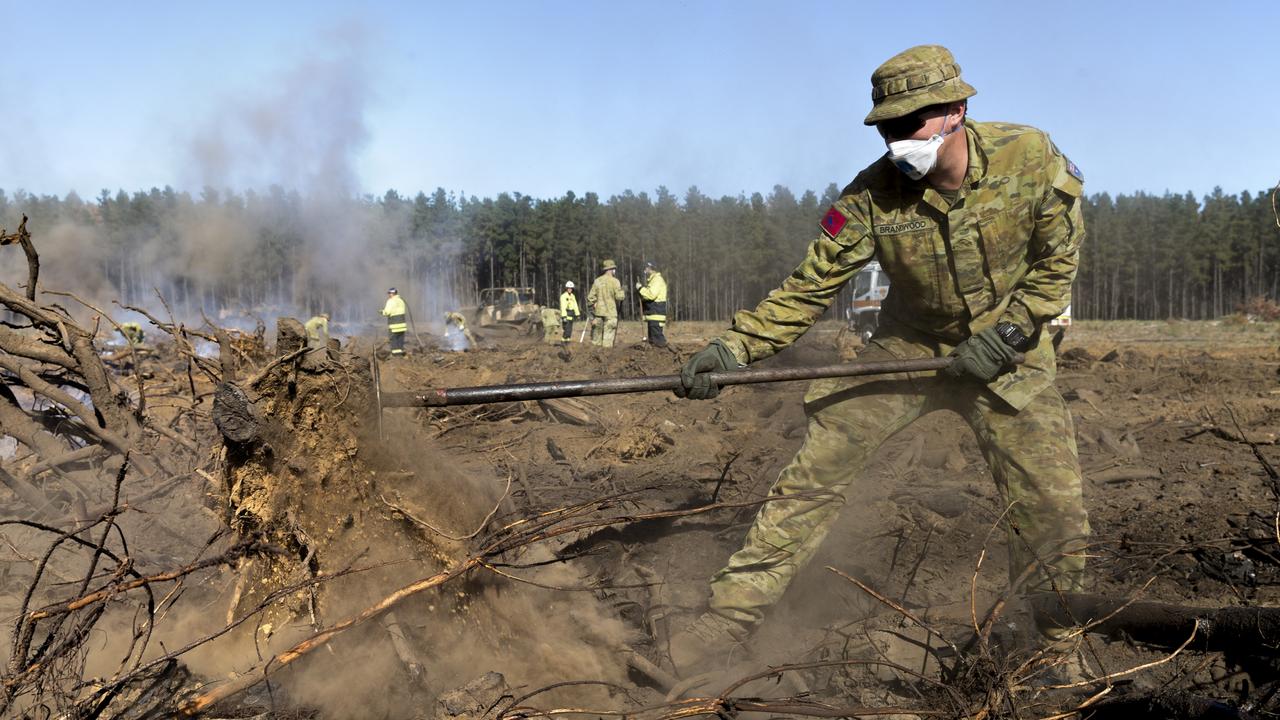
[2,23,469,339]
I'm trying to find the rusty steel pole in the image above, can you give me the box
[379,354,1023,408]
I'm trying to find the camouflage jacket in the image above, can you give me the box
[719,119,1085,411]
[587,273,625,318]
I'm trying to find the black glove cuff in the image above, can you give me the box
[995,322,1031,352]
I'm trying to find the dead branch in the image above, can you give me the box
[44,288,150,417]
[0,463,53,515]
[120,301,222,385]
[23,542,259,622]
[0,215,37,300]
[244,345,308,388]
[1046,620,1199,691]
[827,565,958,658]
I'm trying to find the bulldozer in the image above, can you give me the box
[465,287,541,329]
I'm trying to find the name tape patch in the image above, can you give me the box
[819,206,847,238]
[875,219,930,235]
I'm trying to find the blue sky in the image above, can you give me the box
[3,1,1276,203]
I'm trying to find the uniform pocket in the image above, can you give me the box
[880,229,944,307]
[979,218,1023,296]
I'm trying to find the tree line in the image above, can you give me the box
[1,184,1276,326]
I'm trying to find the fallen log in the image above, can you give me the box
[1033,593,1280,656]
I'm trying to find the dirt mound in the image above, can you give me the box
[201,334,635,715]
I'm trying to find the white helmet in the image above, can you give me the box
[564,281,575,289]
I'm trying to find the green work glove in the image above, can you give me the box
[675,339,739,400]
[943,328,1017,383]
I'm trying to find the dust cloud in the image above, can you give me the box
[1,24,467,335]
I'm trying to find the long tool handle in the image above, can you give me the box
[380,354,1023,408]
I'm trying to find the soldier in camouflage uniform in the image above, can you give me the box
[540,306,563,344]
[670,45,1089,673]
[587,259,625,347]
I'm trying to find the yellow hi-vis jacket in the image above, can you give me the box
[444,311,468,329]
[304,316,329,344]
[559,290,580,320]
[382,295,408,333]
[638,271,668,322]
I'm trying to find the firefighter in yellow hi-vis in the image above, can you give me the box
[304,313,330,348]
[636,261,668,347]
[559,281,581,342]
[381,288,408,356]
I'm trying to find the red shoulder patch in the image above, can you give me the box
[820,206,847,238]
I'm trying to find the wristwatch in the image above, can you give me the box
[994,322,1031,352]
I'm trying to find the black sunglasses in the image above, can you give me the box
[877,107,946,140]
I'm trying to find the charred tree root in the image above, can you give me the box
[1033,592,1280,656]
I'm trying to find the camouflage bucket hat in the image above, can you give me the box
[601,259,617,270]
[864,45,976,125]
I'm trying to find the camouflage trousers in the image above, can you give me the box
[708,344,1089,632]
[541,309,563,344]
[591,317,618,347]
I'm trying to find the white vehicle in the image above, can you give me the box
[847,261,890,343]
[1050,305,1072,327]
[1047,304,1072,349]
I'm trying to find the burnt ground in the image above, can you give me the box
[348,319,1280,718]
[6,317,1280,718]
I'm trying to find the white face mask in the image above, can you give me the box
[885,113,958,180]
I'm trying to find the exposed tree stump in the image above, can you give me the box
[275,317,307,356]
[212,383,259,445]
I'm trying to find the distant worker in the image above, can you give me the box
[560,281,581,342]
[304,313,330,349]
[443,311,478,350]
[586,259,625,347]
[540,306,562,345]
[636,261,668,347]
[381,287,408,357]
[118,321,145,346]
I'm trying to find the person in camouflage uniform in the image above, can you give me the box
[670,45,1089,673]
[540,306,563,344]
[587,259,625,347]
